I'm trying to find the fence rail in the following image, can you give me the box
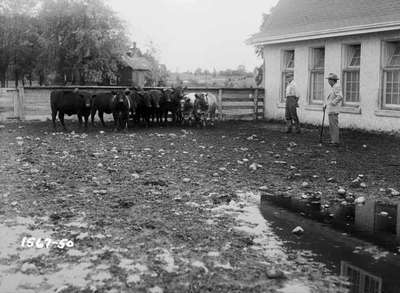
[0,86,265,122]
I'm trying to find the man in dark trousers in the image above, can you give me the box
[284,73,300,133]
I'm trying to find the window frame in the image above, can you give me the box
[342,44,361,105]
[381,41,400,110]
[309,47,325,104]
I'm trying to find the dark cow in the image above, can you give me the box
[91,91,118,127]
[161,87,185,124]
[134,90,153,127]
[50,89,92,131]
[193,92,218,127]
[114,90,135,130]
[147,89,163,124]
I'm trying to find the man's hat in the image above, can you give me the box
[326,73,339,80]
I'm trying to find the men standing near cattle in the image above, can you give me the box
[284,72,300,133]
[323,73,343,146]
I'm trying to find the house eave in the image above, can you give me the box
[247,21,400,46]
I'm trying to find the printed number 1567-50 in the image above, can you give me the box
[21,237,74,249]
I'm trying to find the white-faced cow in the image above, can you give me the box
[193,92,218,127]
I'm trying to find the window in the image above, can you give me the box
[343,45,361,104]
[341,261,382,293]
[281,50,294,102]
[382,42,400,109]
[310,48,325,103]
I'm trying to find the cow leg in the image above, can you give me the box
[52,110,57,130]
[99,111,106,127]
[91,107,96,126]
[84,115,89,130]
[58,112,67,131]
[112,112,118,129]
[77,114,83,128]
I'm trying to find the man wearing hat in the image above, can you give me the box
[284,72,300,133]
[323,73,343,145]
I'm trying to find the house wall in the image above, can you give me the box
[263,31,400,132]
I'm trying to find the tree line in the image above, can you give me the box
[0,0,164,87]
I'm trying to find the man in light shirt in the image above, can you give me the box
[285,73,300,133]
[323,73,343,145]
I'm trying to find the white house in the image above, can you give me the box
[248,0,400,132]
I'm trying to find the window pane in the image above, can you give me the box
[285,50,295,68]
[311,71,324,101]
[349,45,361,66]
[344,70,360,102]
[384,70,400,106]
[313,48,325,69]
[388,43,400,66]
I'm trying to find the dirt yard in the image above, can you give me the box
[0,120,399,293]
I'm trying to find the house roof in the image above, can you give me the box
[248,0,400,45]
[121,55,152,71]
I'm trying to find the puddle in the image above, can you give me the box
[262,194,400,252]
[278,281,312,293]
[260,195,400,293]
[212,191,344,291]
[0,215,123,292]
[0,216,54,260]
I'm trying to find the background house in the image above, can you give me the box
[248,0,400,132]
[118,45,152,88]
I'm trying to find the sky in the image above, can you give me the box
[108,0,279,72]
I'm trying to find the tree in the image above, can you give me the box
[194,68,202,75]
[38,0,129,85]
[0,0,41,86]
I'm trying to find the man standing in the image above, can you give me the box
[285,73,300,133]
[324,73,343,145]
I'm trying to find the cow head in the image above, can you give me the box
[163,88,173,103]
[129,91,140,115]
[80,92,92,109]
[194,93,208,114]
[116,91,126,108]
[138,91,152,108]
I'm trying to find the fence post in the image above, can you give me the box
[249,92,255,120]
[13,88,18,118]
[17,86,25,120]
[218,88,223,121]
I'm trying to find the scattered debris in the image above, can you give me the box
[354,196,366,205]
[292,226,304,236]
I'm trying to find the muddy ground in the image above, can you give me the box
[0,120,399,293]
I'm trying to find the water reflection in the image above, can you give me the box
[260,195,400,293]
[355,201,397,235]
[340,261,382,293]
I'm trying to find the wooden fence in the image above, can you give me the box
[0,86,265,122]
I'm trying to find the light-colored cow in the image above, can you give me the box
[193,92,218,127]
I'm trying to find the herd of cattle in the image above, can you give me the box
[50,87,218,131]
